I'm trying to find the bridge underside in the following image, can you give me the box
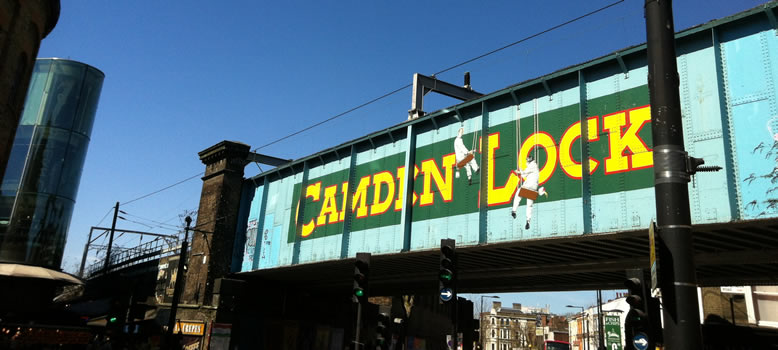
[238,218,778,295]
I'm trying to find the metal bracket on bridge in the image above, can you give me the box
[245,152,292,167]
[408,72,483,120]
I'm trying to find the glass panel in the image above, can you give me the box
[73,68,104,137]
[58,133,89,200]
[0,193,73,267]
[0,195,13,223]
[41,61,85,130]
[0,126,33,197]
[20,127,70,195]
[20,61,52,126]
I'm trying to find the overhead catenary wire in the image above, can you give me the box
[121,172,204,206]
[121,211,186,232]
[96,206,114,227]
[254,0,625,152]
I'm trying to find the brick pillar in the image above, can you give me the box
[182,141,249,306]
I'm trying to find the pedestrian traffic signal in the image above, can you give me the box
[439,239,456,304]
[353,253,370,304]
[376,312,390,349]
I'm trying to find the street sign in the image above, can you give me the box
[633,332,649,350]
[604,315,622,350]
[648,220,659,298]
[720,286,746,294]
[440,288,453,302]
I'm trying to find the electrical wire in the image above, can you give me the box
[432,0,625,76]
[254,0,625,152]
[121,211,185,231]
[95,207,114,227]
[121,172,204,206]
[254,84,411,151]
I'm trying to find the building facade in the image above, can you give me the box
[481,302,567,350]
[0,58,104,269]
[700,285,778,329]
[567,298,628,350]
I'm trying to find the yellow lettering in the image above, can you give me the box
[394,165,419,211]
[338,182,348,221]
[351,176,371,218]
[487,132,517,206]
[586,117,600,174]
[559,117,600,178]
[626,106,653,169]
[394,166,405,211]
[316,184,340,226]
[419,155,455,206]
[559,121,583,179]
[300,182,321,237]
[603,106,652,174]
[519,132,558,185]
[370,171,395,216]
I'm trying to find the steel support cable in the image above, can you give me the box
[254,0,625,152]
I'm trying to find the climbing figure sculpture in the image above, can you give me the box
[511,156,547,229]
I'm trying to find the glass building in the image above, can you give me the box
[0,58,104,269]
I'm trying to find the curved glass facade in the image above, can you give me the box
[0,59,104,268]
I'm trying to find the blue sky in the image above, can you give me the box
[37,0,766,314]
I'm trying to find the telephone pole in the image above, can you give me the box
[103,202,119,273]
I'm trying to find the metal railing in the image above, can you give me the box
[84,237,181,278]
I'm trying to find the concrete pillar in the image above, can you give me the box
[182,140,250,306]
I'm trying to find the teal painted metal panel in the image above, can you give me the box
[722,27,778,219]
[236,4,778,271]
[240,183,262,272]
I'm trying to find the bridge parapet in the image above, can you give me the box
[84,237,180,279]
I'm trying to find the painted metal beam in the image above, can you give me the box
[400,124,417,252]
[409,73,484,119]
[246,152,291,166]
[291,161,310,265]
[340,145,358,259]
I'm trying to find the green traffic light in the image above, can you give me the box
[109,317,117,323]
[354,288,364,297]
[440,268,453,281]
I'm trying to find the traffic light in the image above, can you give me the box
[376,312,390,349]
[353,252,371,304]
[439,239,456,304]
[624,271,658,350]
